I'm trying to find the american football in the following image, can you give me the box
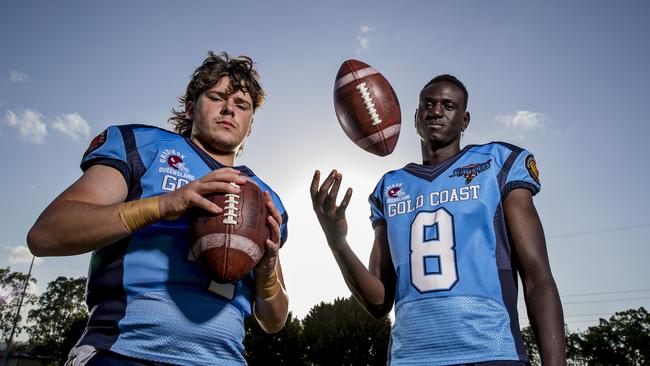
[333,59,401,156]
[189,179,270,283]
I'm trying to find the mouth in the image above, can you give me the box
[216,120,236,129]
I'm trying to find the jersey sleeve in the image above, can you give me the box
[80,126,130,186]
[503,148,541,197]
[368,176,386,229]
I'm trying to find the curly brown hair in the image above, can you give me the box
[169,51,266,137]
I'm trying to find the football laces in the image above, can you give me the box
[356,82,382,126]
[222,182,240,225]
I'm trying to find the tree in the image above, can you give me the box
[243,311,307,365]
[0,266,37,341]
[27,276,88,365]
[575,307,649,365]
[302,296,391,366]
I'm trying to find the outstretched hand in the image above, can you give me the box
[309,169,353,248]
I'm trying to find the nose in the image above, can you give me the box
[220,98,235,116]
[430,104,443,117]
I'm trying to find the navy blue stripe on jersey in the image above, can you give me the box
[83,236,130,348]
[503,180,539,197]
[81,158,130,186]
[499,270,528,361]
[118,126,147,202]
[403,145,472,181]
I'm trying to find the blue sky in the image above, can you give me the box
[1,0,649,333]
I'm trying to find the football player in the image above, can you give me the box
[28,51,289,365]
[311,74,565,365]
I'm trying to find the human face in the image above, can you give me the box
[415,81,469,150]
[188,76,254,159]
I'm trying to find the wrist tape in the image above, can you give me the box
[255,269,283,300]
[119,196,161,232]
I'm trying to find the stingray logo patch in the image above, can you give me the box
[83,129,108,157]
[450,159,492,184]
[160,149,189,173]
[525,154,540,185]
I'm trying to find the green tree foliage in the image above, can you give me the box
[302,296,391,366]
[522,307,649,365]
[243,311,307,365]
[27,276,88,365]
[574,307,649,365]
[0,266,37,341]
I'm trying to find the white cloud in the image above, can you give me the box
[5,109,48,143]
[52,112,90,139]
[9,69,29,83]
[496,110,550,139]
[7,245,42,265]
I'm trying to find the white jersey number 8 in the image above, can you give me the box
[410,209,458,292]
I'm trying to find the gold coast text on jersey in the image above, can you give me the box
[387,185,481,217]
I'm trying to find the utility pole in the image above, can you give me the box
[2,256,35,366]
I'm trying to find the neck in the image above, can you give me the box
[420,140,461,165]
[191,137,236,166]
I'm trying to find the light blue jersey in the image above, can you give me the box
[369,142,539,365]
[77,124,288,365]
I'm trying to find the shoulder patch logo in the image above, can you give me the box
[83,129,108,157]
[525,154,540,185]
[449,159,492,184]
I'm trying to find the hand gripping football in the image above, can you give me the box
[189,179,270,283]
[334,59,401,156]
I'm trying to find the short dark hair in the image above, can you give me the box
[169,51,266,137]
[422,74,468,109]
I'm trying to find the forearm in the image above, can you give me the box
[28,200,129,256]
[28,198,153,256]
[253,269,289,333]
[525,277,566,365]
[329,239,391,318]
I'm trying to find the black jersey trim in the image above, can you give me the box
[81,158,130,188]
[403,145,473,182]
[82,236,131,349]
[117,125,147,201]
[371,218,386,229]
[502,181,539,198]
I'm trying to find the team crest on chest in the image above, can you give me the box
[385,183,409,203]
[449,159,492,184]
[160,149,189,173]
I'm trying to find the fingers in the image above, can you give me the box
[264,191,283,225]
[318,170,337,206]
[309,170,321,201]
[267,214,281,249]
[336,187,353,217]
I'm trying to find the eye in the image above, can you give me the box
[236,104,251,111]
[443,103,455,111]
[208,94,223,102]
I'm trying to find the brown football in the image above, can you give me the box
[334,59,401,156]
[189,179,269,283]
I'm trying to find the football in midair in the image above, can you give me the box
[189,179,269,283]
[333,59,401,156]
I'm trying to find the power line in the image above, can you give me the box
[559,288,650,298]
[548,223,650,239]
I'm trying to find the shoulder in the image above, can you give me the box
[464,142,531,169]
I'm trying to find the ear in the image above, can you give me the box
[414,108,419,128]
[184,101,194,120]
[463,111,471,131]
[247,117,254,137]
